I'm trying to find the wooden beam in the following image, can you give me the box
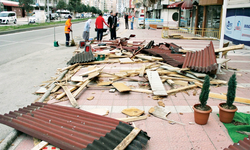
[113,128,141,150]
[147,70,168,96]
[131,89,153,94]
[116,115,148,122]
[73,80,91,98]
[79,66,104,76]
[61,86,79,108]
[56,82,83,100]
[31,141,49,150]
[209,92,250,104]
[139,65,146,77]
[112,82,131,92]
[215,44,244,53]
[166,84,197,95]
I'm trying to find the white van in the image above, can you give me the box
[56,10,70,19]
[0,11,17,24]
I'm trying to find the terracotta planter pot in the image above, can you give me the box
[218,103,237,123]
[193,104,212,125]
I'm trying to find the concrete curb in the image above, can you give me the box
[0,26,119,150]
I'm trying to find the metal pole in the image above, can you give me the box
[217,0,228,74]
[47,0,50,22]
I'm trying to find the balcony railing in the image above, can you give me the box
[162,26,220,39]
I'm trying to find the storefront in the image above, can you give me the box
[195,0,223,38]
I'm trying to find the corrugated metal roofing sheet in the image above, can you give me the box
[141,43,185,67]
[67,45,96,65]
[182,41,217,73]
[0,102,150,150]
[224,136,250,150]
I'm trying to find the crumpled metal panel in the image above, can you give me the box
[0,102,150,150]
[141,43,185,67]
[67,45,96,65]
[182,41,217,73]
[224,136,250,150]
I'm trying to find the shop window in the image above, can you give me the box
[172,12,178,21]
[206,5,221,29]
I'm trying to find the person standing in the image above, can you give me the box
[64,15,72,47]
[131,15,134,30]
[95,13,109,42]
[107,11,113,40]
[124,13,129,29]
[82,19,91,42]
[111,12,118,40]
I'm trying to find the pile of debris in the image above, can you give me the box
[0,35,246,150]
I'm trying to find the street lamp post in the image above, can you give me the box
[47,0,50,22]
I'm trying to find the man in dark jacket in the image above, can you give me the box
[111,12,118,39]
[124,13,129,29]
[107,11,113,40]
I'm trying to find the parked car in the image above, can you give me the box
[0,11,17,24]
[51,13,59,20]
[29,14,38,23]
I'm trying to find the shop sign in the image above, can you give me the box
[225,16,250,42]
[145,18,164,26]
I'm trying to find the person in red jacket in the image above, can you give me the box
[95,13,109,42]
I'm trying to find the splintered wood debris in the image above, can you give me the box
[37,40,242,123]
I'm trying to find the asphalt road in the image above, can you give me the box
[0,19,97,140]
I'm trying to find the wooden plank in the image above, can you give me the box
[186,71,206,78]
[214,44,244,53]
[166,79,174,85]
[135,55,163,61]
[113,128,141,150]
[119,58,134,64]
[209,92,250,104]
[97,81,113,86]
[112,82,131,92]
[31,141,49,150]
[88,66,99,79]
[71,76,84,82]
[116,115,148,122]
[56,81,84,100]
[166,84,197,95]
[60,63,79,72]
[79,66,104,76]
[73,80,91,98]
[173,80,188,86]
[147,70,168,96]
[131,89,152,94]
[61,86,79,108]
[51,85,60,93]
[139,65,146,77]
[216,58,231,65]
[81,59,120,64]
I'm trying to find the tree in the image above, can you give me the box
[67,0,81,16]
[91,6,97,14]
[86,5,91,12]
[56,0,66,10]
[19,0,34,21]
[199,75,210,110]
[226,73,237,108]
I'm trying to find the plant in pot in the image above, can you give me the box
[218,73,238,123]
[193,75,212,125]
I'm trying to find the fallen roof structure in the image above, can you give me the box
[182,41,217,73]
[0,102,150,150]
[224,136,250,150]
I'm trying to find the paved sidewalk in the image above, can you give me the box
[7,18,250,150]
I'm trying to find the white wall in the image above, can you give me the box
[161,9,179,27]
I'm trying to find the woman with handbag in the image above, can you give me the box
[95,13,109,42]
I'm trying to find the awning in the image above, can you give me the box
[181,0,193,9]
[167,1,184,8]
[2,1,19,7]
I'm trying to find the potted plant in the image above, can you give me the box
[193,75,212,125]
[218,73,238,123]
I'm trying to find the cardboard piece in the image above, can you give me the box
[122,107,144,117]
[112,82,131,92]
